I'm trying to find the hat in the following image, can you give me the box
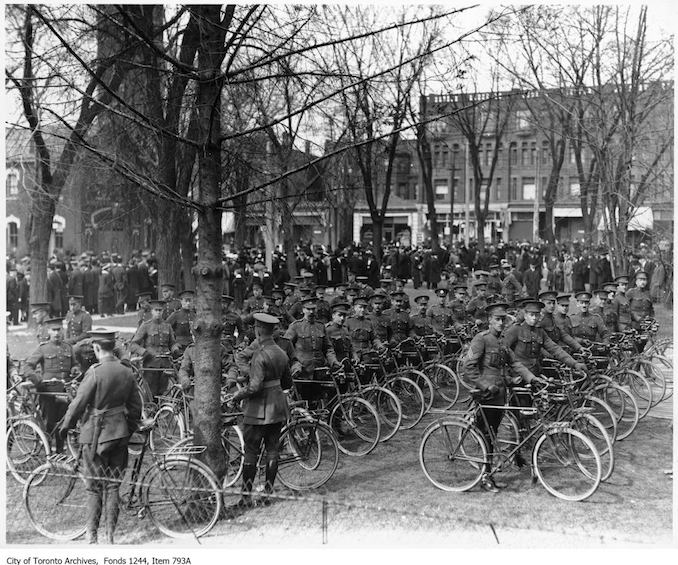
[501,262,512,269]
[614,275,629,284]
[346,285,359,295]
[379,279,392,286]
[453,284,468,293]
[283,282,297,288]
[298,284,313,294]
[315,285,326,291]
[435,288,448,296]
[137,291,152,299]
[575,291,592,302]
[45,317,65,327]
[634,271,648,280]
[485,302,509,317]
[474,270,490,278]
[602,282,617,292]
[334,282,348,289]
[354,296,369,306]
[30,302,50,311]
[251,280,263,289]
[160,283,176,290]
[390,290,406,299]
[301,297,317,307]
[370,293,386,302]
[149,300,166,309]
[523,300,545,313]
[473,280,488,287]
[593,288,610,297]
[538,291,558,302]
[514,298,529,309]
[331,302,350,313]
[179,290,195,298]
[556,294,572,305]
[489,264,500,270]
[68,295,84,301]
[414,294,429,305]
[253,313,279,326]
[272,288,285,297]
[87,328,117,342]
[221,294,234,302]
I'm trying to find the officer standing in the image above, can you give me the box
[570,291,609,342]
[165,289,196,354]
[314,285,332,324]
[346,296,384,358]
[501,263,522,306]
[64,295,93,345]
[626,271,654,329]
[449,284,469,329]
[552,294,583,352]
[612,275,632,331]
[225,313,292,508]
[58,329,142,544]
[325,302,353,361]
[463,303,537,492]
[24,318,82,453]
[427,288,454,334]
[367,293,392,344]
[160,283,181,320]
[388,290,413,344]
[410,295,435,337]
[466,280,490,328]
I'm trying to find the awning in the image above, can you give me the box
[597,206,653,232]
[554,207,582,218]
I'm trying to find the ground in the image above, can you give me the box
[4,289,674,548]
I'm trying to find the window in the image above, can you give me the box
[6,169,19,196]
[521,142,528,166]
[510,178,518,200]
[433,145,440,168]
[530,142,536,165]
[569,145,577,164]
[7,222,18,248]
[485,143,492,167]
[453,178,460,201]
[541,141,550,165]
[541,177,548,198]
[435,182,448,200]
[569,177,580,196]
[495,178,502,201]
[516,110,530,129]
[54,230,63,249]
[522,177,536,200]
[441,147,448,168]
[510,143,517,165]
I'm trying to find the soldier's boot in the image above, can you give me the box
[237,463,257,509]
[261,460,278,506]
[86,491,102,544]
[104,489,120,544]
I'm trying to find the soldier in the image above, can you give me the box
[388,290,413,344]
[282,282,299,310]
[284,297,340,401]
[427,288,454,334]
[178,324,233,393]
[314,285,332,324]
[410,295,435,337]
[501,263,522,306]
[221,294,244,352]
[487,264,503,301]
[24,317,81,452]
[269,287,293,331]
[224,313,293,508]
[64,295,93,345]
[626,271,654,329]
[570,291,609,342]
[130,300,181,398]
[375,283,393,310]
[449,284,469,329]
[599,282,619,333]
[368,293,392,344]
[345,285,359,313]
[355,275,374,299]
[136,291,153,327]
[58,329,142,544]
[325,302,353,361]
[165,289,195,354]
[553,294,583,352]
[329,282,348,307]
[537,290,578,351]
[31,302,52,344]
[346,296,383,359]
[160,283,181,320]
[463,302,538,492]
[288,284,314,320]
[466,280,490,328]
[612,275,632,331]
[393,279,411,310]
[111,255,128,315]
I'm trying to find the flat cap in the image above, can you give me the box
[253,313,279,326]
[485,302,509,316]
[87,328,117,341]
[45,317,65,327]
[575,291,592,302]
[538,291,558,302]
[523,300,545,313]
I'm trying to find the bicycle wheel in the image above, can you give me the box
[7,419,51,484]
[496,411,521,463]
[419,420,487,492]
[569,413,615,482]
[23,461,88,540]
[360,385,402,442]
[143,456,222,539]
[277,420,339,490]
[600,383,639,441]
[329,396,381,457]
[426,363,460,408]
[383,376,425,430]
[636,360,667,406]
[149,405,187,452]
[652,354,673,401]
[532,427,601,502]
[582,395,618,444]
[221,425,244,488]
[614,369,653,419]
[400,368,434,413]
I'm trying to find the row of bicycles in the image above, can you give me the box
[418,318,673,501]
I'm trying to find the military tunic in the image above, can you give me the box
[410,313,435,337]
[570,312,609,341]
[368,311,392,343]
[36,323,50,344]
[325,322,353,361]
[504,322,577,375]
[612,293,632,330]
[161,298,181,321]
[427,304,454,333]
[131,319,178,397]
[221,309,244,352]
[626,287,654,326]
[466,296,488,326]
[389,310,413,344]
[65,309,93,345]
[315,299,332,324]
[166,308,195,350]
[137,306,152,327]
[346,316,382,356]
[283,319,338,378]
[449,298,468,326]
[553,311,582,351]
[601,302,618,333]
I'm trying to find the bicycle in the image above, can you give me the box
[23,419,222,541]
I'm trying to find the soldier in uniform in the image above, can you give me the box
[355,276,374,299]
[599,282,619,333]
[450,285,469,329]
[346,296,384,359]
[427,288,454,334]
[612,275,632,331]
[288,285,314,320]
[626,271,654,329]
[284,297,340,401]
[269,288,293,331]
[131,300,181,398]
[58,329,142,544]
[165,289,195,354]
[537,291,562,344]
[570,291,609,342]
[410,295,435,337]
[282,282,299,310]
[329,282,348,307]
[136,292,153,327]
[31,302,52,344]
[466,280,490,328]
[241,280,266,342]
[224,313,292,508]
[24,318,82,453]
[553,294,583,352]
[345,284,359,313]
[160,283,181,320]
[393,279,411,310]
[463,302,538,492]
[388,290,413,344]
[221,294,244,353]
[487,264,503,301]
[501,263,522,306]
[368,293,392,344]
[64,295,93,343]
[325,302,353,361]
[314,285,332,324]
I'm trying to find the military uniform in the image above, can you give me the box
[36,323,51,344]
[449,298,468,327]
[601,302,618,333]
[131,318,178,397]
[284,318,338,378]
[570,312,609,341]
[242,295,266,341]
[137,306,152,327]
[487,275,503,300]
[161,298,181,321]
[427,303,454,333]
[221,309,244,352]
[325,321,353,361]
[178,343,232,391]
[165,308,195,351]
[368,310,392,344]
[60,356,142,544]
[626,287,654,328]
[504,321,578,374]
[65,309,93,345]
[410,312,435,337]
[466,295,488,326]
[315,299,332,324]
[346,315,382,357]
[613,292,632,331]
[553,311,582,351]
[389,309,413,344]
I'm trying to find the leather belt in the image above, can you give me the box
[262,380,281,389]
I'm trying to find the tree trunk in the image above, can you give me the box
[371,214,384,260]
[155,201,183,289]
[179,209,195,290]
[27,197,55,324]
